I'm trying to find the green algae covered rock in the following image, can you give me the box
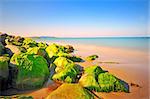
[22,38,38,49]
[27,47,46,57]
[79,66,129,92]
[5,36,25,46]
[98,72,129,92]
[86,55,99,61]
[0,56,9,90]
[46,83,94,99]
[10,53,49,90]
[37,42,48,49]
[45,43,65,58]
[53,57,74,72]
[52,57,80,83]
[79,66,105,91]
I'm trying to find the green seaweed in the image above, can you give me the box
[10,53,49,90]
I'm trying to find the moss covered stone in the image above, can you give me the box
[52,57,80,83]
[46,83,94,99]
[22,38,38,49]
[79,66,104,91]
[98,72,129,92]
[10,53,49,90]
[79,66,129,92]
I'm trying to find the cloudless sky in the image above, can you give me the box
[0,0,148,37]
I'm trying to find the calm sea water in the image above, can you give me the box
[33,37,149,52]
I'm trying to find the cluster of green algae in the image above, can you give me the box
[0,33,129,99]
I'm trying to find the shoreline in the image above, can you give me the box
[25,42,149,99]
[1,41,149,99]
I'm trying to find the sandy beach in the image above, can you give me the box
[24,43,149,99]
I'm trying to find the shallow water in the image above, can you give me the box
[33,37,149,52]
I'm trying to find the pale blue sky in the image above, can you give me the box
[0,0,148,37]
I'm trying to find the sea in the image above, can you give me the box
[32,37,149,52]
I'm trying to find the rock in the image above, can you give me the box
[66,56,83,62]
[0,56,9,90]
[27,47,46,57]
[52,57,80,83]
[46,83,94,99]
[79,66,105,91]
[65,45,74,53]
[5,36,25,46]
[5,45,22,55]
[0,42,5,55]
[0,33,8,45]
[46,43,65,58]
[98,72,129,92]
[79,66,129,92]
[9,53,49,90]
[22,38,38,49]
[86,55,99,61]
[37,42,48,49]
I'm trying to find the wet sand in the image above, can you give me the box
[6,43,149,99]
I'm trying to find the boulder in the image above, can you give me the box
[22,38,38,49]
[79,66,129,92]
[9,53,49,90]
[37,42,48,49]
[98,72,129,92]
[0,56,9,90]
[52,57,80,83]
[79,66,105,91]
[5,36,25,46]
[5,45,22,55]
[46,83,94,99]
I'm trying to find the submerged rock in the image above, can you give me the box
[0,56,9,90]
[9,53,49,90]
[46,83,94,99]
[86,55,99,61]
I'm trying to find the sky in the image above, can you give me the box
[0,0,149,37]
